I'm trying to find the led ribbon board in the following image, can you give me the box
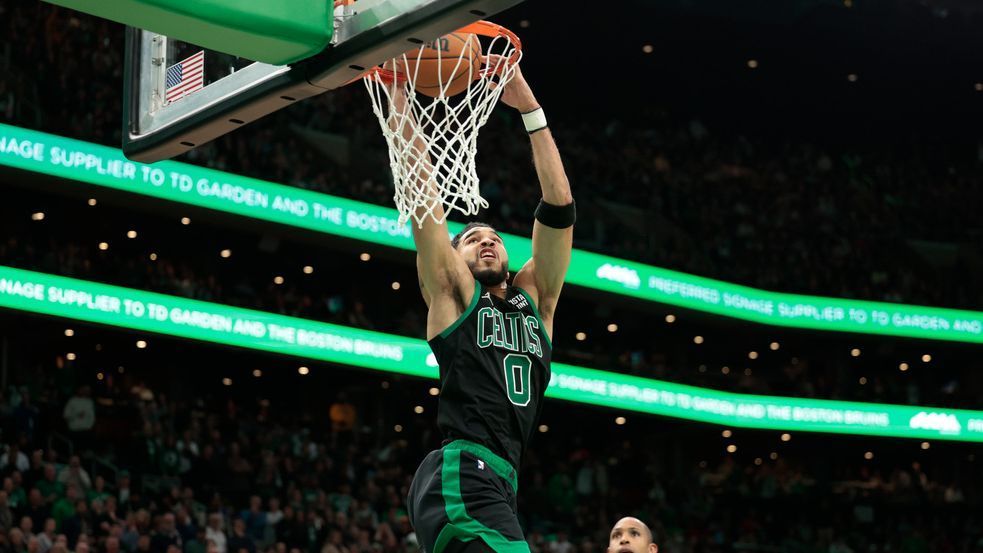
[3,123,983,343]
[0,265,980,441]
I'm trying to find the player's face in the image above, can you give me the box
[457,227,509,286]
[607,518,657,553]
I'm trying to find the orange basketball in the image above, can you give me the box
[404,33,481,98]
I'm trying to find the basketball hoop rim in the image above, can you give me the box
[363,20,521,85]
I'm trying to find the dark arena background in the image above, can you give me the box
[2,1,983,552]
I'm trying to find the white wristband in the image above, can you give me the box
[521,108,547,133]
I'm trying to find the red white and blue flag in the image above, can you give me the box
[164,50,204,103]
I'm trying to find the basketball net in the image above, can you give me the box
[363,22,521,228]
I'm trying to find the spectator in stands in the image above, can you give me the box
[24,490,49,532]
[328,393,356,448]
[18,517,32,543]
[204,514,226,553]
[56,457,90,498]
[272,507,303,552]
[92,497,116,539]
[119,513,141,552]
[136,534,152,553]
[48,538,67,553]
[23,452,44,491]
[58,498,90,549]
[86,477,110,505]
[114,472,131,507]
[1,445,29,475]
[149,513,181,553]
[5,478,25,514]
[224,445,253,505]
[264,498,282,528]
[50,488,77,531]
[87,499,107,540]
[0,492,11,533]
[36,467,64,506]
[173,507,196,546]
[13,391,39,446]
[550,530,574,553]
[182,526,206,553]
[7,527,27,553]
[103,537,120,553]
[62,387,95,453]
[32,520,52,553]
[225,519,254,553]
[238,497,265,545]
[328,484,353,516]
[15,518,32,543]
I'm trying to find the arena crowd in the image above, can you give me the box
[3,4,983,312]
[1,4,981,553]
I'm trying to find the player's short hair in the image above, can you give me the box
[610,517,655,545]
[451,221,498,249]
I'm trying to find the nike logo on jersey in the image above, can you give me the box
[477,460,485,470]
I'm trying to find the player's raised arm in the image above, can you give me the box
[388,87,473,326]
[505,67,574,338]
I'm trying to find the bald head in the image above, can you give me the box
[607,517,657,553]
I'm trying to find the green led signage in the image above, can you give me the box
[1,265,980,442]
[3,123,983,343]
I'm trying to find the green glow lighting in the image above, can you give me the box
[0,265,981,442]
[3,124,983,342]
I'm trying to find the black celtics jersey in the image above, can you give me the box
[429,281,552,470]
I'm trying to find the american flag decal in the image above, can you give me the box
[164,50,204,103]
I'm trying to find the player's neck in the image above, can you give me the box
[483,282,508,300]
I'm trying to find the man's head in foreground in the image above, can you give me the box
[607,517,657,553]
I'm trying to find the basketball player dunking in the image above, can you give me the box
[399,63,574,553]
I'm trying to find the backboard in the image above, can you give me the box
[122,0,526,163]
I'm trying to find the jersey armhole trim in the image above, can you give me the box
[514,286,553,350]
[438,280,481,340]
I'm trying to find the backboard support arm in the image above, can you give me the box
[121,0,526,163]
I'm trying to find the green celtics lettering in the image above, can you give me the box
[475,306,543,357]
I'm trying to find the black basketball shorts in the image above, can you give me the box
[407,440,529,553]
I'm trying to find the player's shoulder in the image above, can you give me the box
[506,283,538,314]
[510,271,539,308]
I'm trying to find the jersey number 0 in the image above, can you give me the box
[503,353,532,406]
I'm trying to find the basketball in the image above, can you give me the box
[404,33,481,97]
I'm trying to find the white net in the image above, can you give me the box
[363,22,521,228]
